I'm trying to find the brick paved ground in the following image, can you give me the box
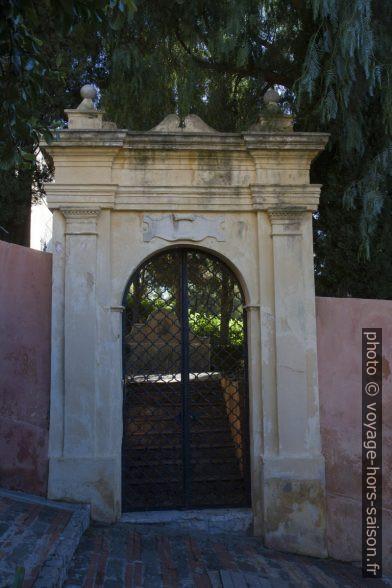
[0,490,89,588]
[64,524,390,588]
[0,494,73,587]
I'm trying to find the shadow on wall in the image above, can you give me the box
[317,296,392,575]
[0,240,52,495]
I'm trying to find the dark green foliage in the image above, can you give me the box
[1,0,392,297]
[297,0,392,269]
[0,169,32,245]
[103,0,303,131]
[313,150,392,299]
[102,0,392,299]
[0,0,135,241]
[0,0,108,169]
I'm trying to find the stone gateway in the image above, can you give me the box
[45,86,329,558]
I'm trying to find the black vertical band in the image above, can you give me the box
[180,250,191,507]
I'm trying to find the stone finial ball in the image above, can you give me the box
[80,84,97,100]
[263,88,280,104]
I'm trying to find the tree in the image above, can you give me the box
[0,0,135,243]
[295,0,392,296]
[1,0,391,297]
[102,0,392,298]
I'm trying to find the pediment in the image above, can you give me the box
[149,113,217,133]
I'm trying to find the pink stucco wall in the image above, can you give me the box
[0,240,52,495]
[316,296,392,574]
[0,244,390,570]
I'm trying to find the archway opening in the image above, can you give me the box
[122,248,251,510]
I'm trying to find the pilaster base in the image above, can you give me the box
[48,457,120,523]
[261,455,327,557]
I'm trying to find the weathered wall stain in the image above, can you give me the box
[264,477,327,558]
[0,240,52,496]
[4,346,38,383]
[382,355,391,380]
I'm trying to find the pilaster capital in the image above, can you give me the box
[268,206,308,236]
[268,206,307,222]
[61,207,101,220]
[60,207,101,235]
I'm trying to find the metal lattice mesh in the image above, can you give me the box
[122,249,250,510]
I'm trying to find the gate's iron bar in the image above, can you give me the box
[180,249,191,507]
[122,248,250,511]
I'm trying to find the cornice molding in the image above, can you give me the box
[44,129,329,154]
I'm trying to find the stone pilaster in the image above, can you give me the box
[260,206,327,557]
[62,208,100,456]
[48,207,119,522]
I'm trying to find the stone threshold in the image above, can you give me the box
[121,507,253,534]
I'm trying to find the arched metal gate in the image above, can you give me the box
[122,248,250,510]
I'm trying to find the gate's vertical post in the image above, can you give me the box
[264,206,326,555]
[246,128,328,557]
[261,205,327,557]
[48,206,117,520]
